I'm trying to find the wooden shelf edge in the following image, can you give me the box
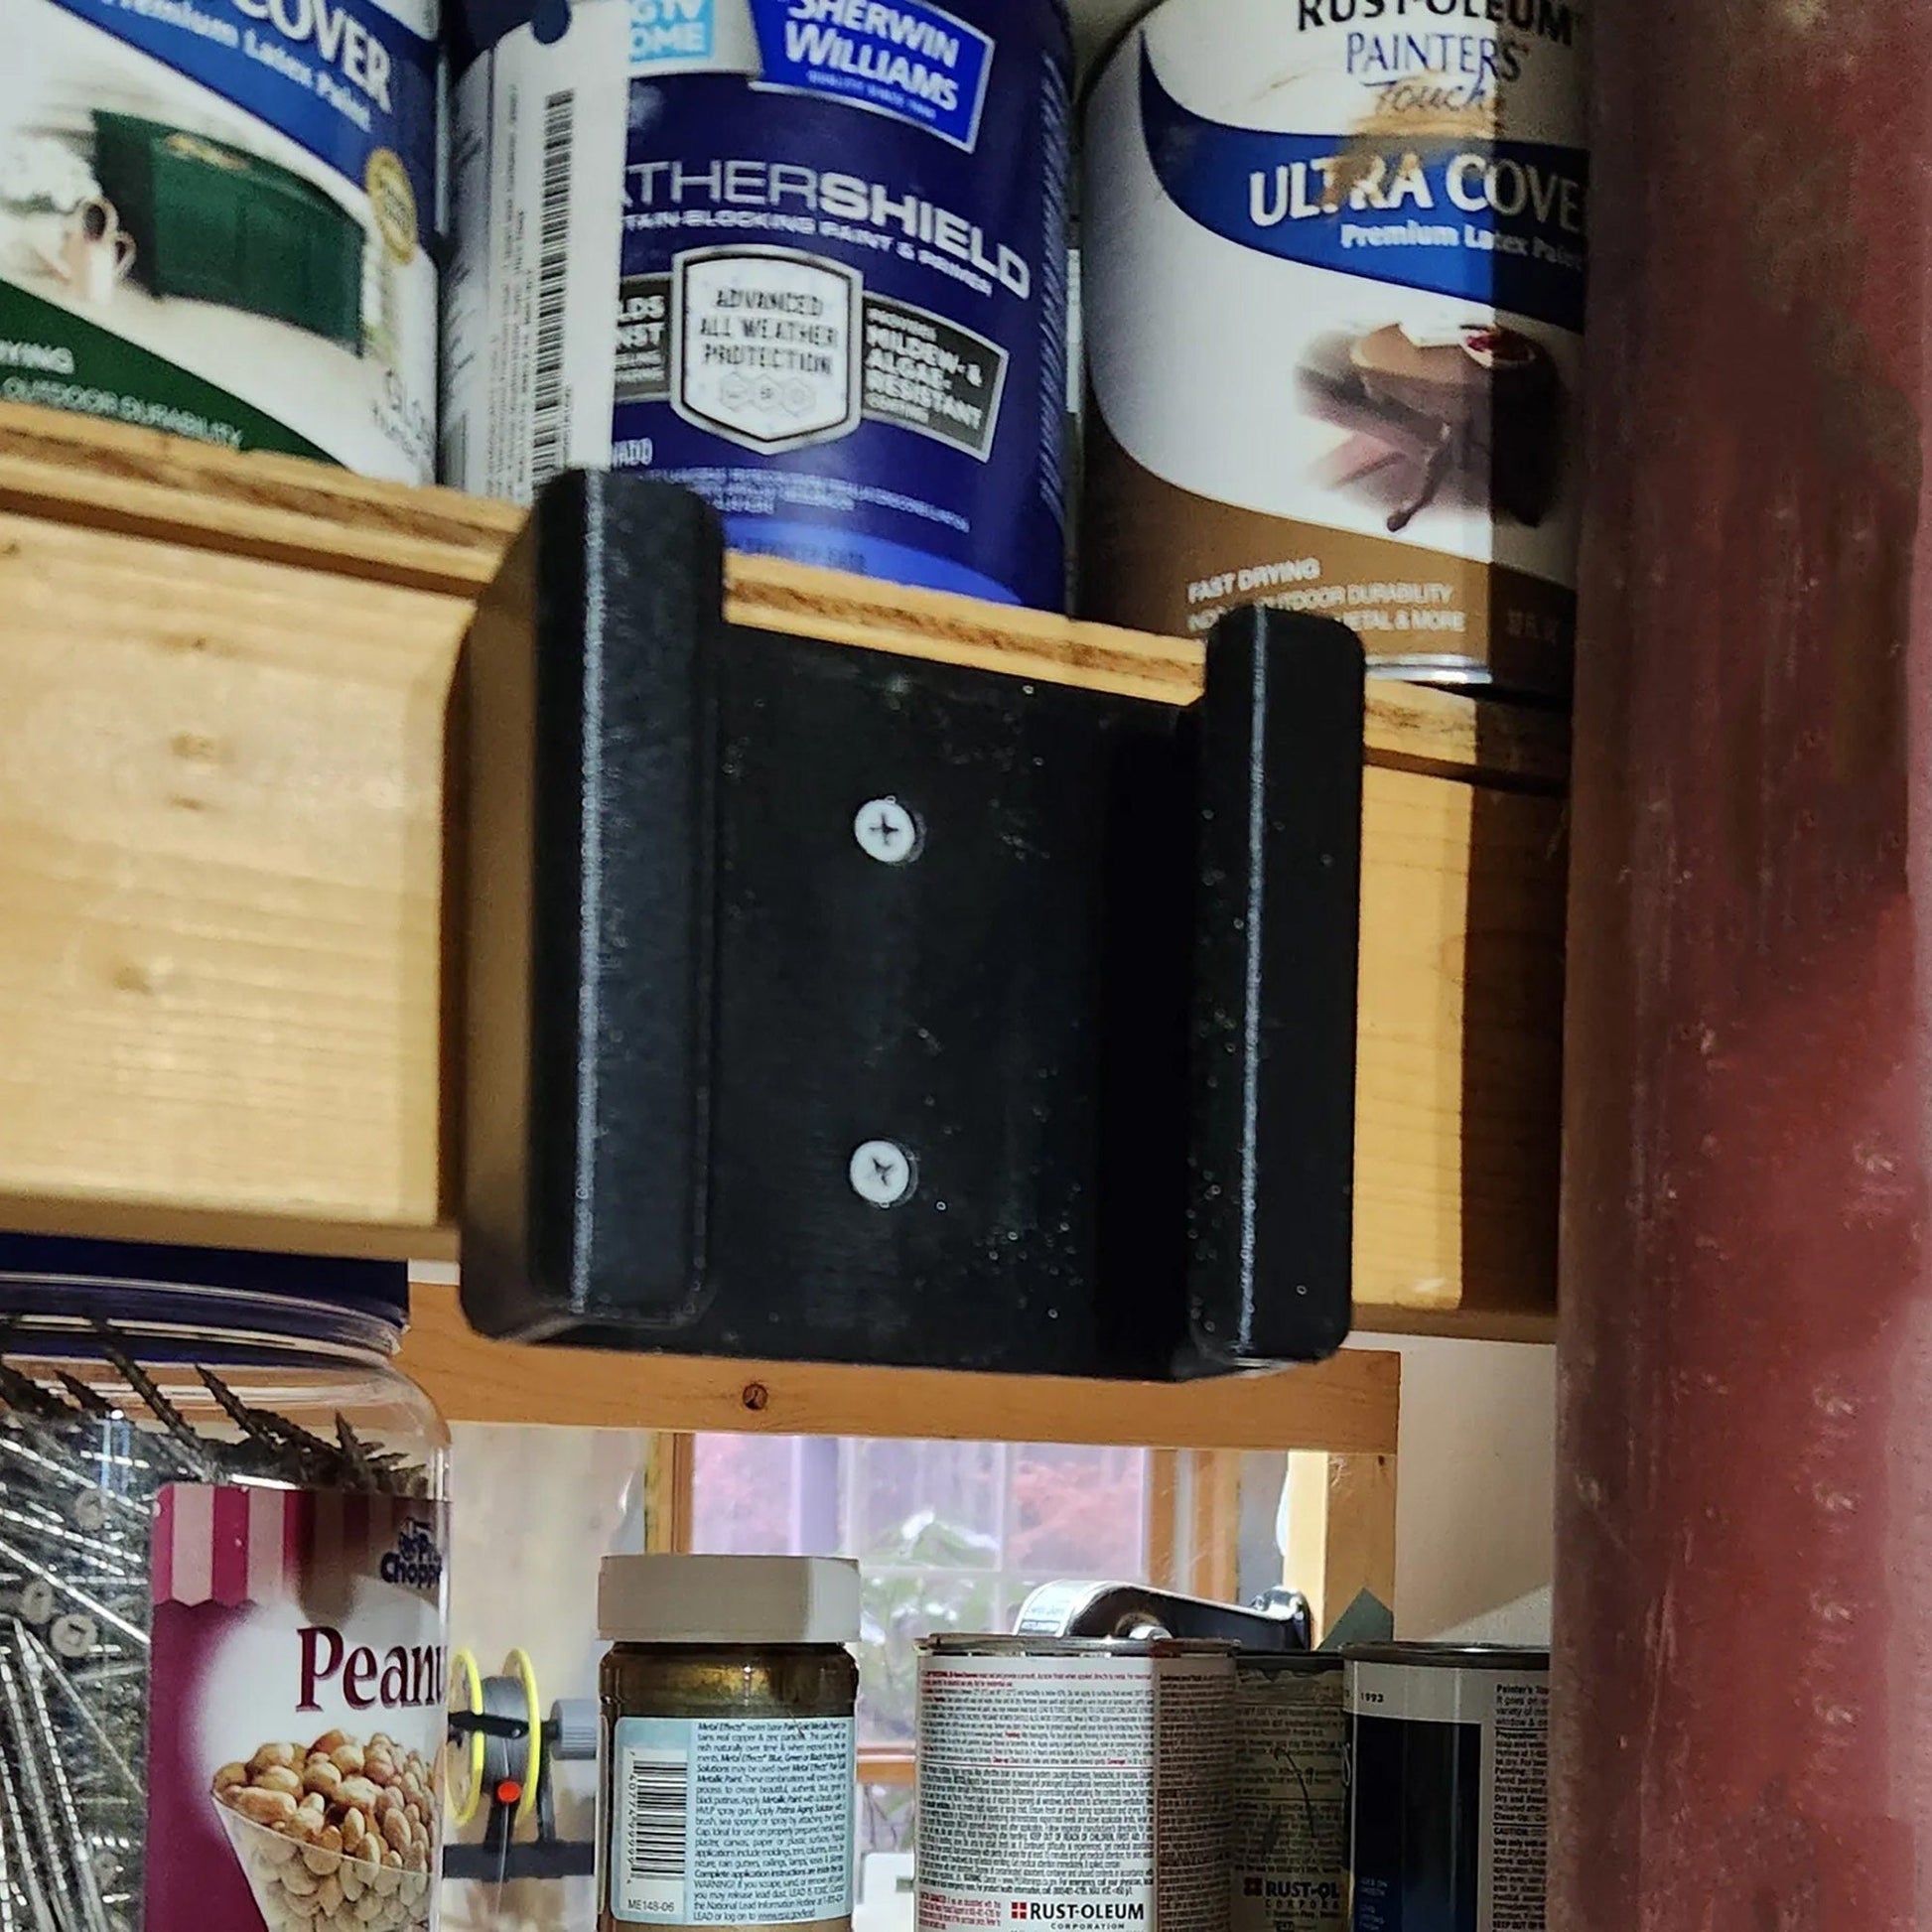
[0,402,1566,790]
[397,1286,1402,1453]
[1349,1303,1559,1346]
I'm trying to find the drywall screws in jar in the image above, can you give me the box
[0,1241,448,1932]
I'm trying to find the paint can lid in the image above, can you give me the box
[1342,1642,1550,1670]
[599,1555,861,1645]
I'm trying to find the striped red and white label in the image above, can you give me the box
[151,1487,415,1606]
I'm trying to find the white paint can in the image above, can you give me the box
[916,1635,1236,1932]
[1344,1644,1550,1931]
[8,0,440,479]
[1231,1654,1347,1932]
[1078,0,1588,693]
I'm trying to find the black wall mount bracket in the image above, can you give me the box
[461,473,1364,1377]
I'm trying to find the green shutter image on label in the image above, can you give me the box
[91,113,364,351]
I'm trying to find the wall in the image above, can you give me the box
[1364,1334,1557,1639]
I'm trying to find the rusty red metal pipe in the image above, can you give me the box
[1554,1,1932,1926]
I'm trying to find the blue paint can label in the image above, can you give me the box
[445,0,1069,608]
[1344,1652,1549,1931]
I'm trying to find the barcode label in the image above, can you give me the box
[609,1714,853,1926]
[530,86,575,489]
[614,1746,688,1920]
[625,1757,688,1878]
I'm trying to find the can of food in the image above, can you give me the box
[598,1555,862,1932]
[1077,0,1587,693]
[1232,1654,1347,1932]
[916,1634,1235,1932]
[1343,1644,1549,1932]
[444,0,1071,610]
[7,0,439,479]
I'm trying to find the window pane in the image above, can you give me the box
[1008,1444,1147,1575]
[1238,1451,1290,1602]
[851,1439,1002,1567]
[859,1569,1002,1745]
[858,1785,915,1858]
[692,1434,809,1553]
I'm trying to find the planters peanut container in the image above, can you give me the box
[8,0,439,481]
[445,0,1071,610]
[1078,0,1587,693]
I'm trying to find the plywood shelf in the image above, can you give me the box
[397,1285,1402,1451]
[0,402,1566,1372]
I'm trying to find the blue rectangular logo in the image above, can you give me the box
[630,0,715,68]
[748,0,994,150]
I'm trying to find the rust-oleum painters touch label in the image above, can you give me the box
[1079,0,1587,692]
[445,0,1070,610]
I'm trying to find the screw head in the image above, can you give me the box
[50,1613,97,1659]
[18,1581,54,1624]
[70,1490,108,1532]
[854,797,921,865]
[849,1140,916,1207]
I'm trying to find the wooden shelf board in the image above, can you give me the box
[398,1287,1402,1453]
[0,404,1565,1344]
[0,405,1566,788]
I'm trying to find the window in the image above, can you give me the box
[682,1435,1302,1859]
[691,1436,1150,1745]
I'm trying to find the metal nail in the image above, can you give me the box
[0,1507,140,1584]
[0,1754,59,1932]
[16,1630,141,1792]
[12,1630,112,1932]
[0,1438,144,1519]
[0,1540,147,1649]
[0,1361,71,1423]
[0,1648,84,1929]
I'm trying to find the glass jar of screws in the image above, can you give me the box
[0,1236,449,1932]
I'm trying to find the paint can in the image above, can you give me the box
[444,0,1071,610]
[1232,1653,1347,1932]
[1077,0,1587,694]
[915,1634,1235,1932]
[8,0,439,479]
[597,1555,861,1932]
[1343,1644,1549,1932]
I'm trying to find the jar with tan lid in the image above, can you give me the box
[598,1555,861,1932]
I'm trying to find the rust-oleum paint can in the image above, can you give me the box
[1343,1645,1549,1932]
[1232,1653,1347,1932]
[915,1635,1236,1932]
[1077,0,1587,694]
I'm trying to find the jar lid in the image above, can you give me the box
[599,1556,861,1644]
[0,1235,410,1328]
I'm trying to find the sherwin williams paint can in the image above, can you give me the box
[1078,0,1587,693]
[1343,1645,1549,1932]
[7,0,439,479]
[445,0,1070,610]
[1232,1654,1347,1932]
[915,1634,1235,1932]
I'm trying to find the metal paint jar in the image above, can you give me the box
[915,1633,1236,1932]
[1232,1653,1347,1932]
[598,1555,861,1932]
[1077,0,1587,693]
[1343,1644,1548,1932]
[10,0,439,479]
[445,0,1072,610]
